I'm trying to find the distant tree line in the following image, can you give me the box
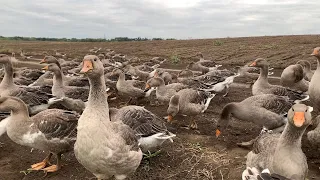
[0,36,176,42]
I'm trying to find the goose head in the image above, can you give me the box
[167,95,180,122]
[196,52,204,58]
[40,56,57,63]
[41,56,62,70]
[287,103,313,128]
[80,55,104,78]
[98,54,105,59]
[146,77,163,89]
[311,47,320,58]
[42,63,61,73]
[178,69,194,78]
[296,60,311,70]
[248,58,268,68]
[186,62,197,70]
[0,54,10,64]
[215,103,235,137]
[111,68,126,80]
[0,96,27,113]
[111,68,123,76]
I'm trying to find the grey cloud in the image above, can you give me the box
[0,0,319,39]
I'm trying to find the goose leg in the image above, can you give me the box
[237,137,258,148]
[126,98,133,105]
[189,119,198,129]
[223,85,229,97]
[30,153,52,170]
[270,125,286,133]
[42,153,61,173]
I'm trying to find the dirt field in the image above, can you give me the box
[0,35,320,180]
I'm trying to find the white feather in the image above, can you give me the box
[138,132,176,152]
[0,117,9,136]
[144,87,155,97]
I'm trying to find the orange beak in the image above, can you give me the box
[167,115,173,122]
[42,65,49,71]
[311,49,318,56]
[145,83,150,89]
[215,129,221,137]
[293,112,305,127]
[80,60,93,73]
[249,61,256,67]
[40,59,46,64]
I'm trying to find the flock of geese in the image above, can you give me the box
[0,46,320,180]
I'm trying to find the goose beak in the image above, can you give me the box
[80,60,93,73]
[154,71,159,77]
[40,59,46,64]
[42,65,48,71]
[293,112,305,127]
[311,49,318,56]
[215,129,221,137]
[167,115,173,122]
[248,61,256,67]
[145,83,151,90]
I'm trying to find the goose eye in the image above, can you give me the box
[305,109,308,112]
[292,108,295,111]
[94,58,97,61]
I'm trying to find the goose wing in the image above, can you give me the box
[259,95,293,114]
[14,87,52,106]
[119,106,168,137]
[33,109,79,140]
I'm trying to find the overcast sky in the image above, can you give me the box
[0,0,319,39]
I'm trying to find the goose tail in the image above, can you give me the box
[156,131,177,143]
[294,95,309,104]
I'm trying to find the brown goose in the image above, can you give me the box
[238,65,273,81]
[280,64,309,92]
[146,77,186,104]
[125,64,155,81]
[249,58,306,101]
[216,94,294,138]
[42,63,89,101]
[307,115,320,148]
[167,89,214,129]
[110,68,145,88]
[0,96,79,172]
[0,54,52,115]
[309,47,320,111]
[154,68,175,84]
[246,103,312,180]
[74,55,142,180]
[173,70,209,88]
[196,52,217,67]
[186,61,220,75]
[115,69,154,104]
[296,60,314,81]
[40,56,88,86]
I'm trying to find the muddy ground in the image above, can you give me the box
[0,35,320,180]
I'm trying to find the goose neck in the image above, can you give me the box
[1,62,14,87]
[88,74,108,107]
[118,73,125,82]
[316,56,320,68]
[278,123,306,148]
[218,103,237,129]
[53,69,64,87]
[258,65,269,81]
[6,100,30,126]
[157,79,166,88]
